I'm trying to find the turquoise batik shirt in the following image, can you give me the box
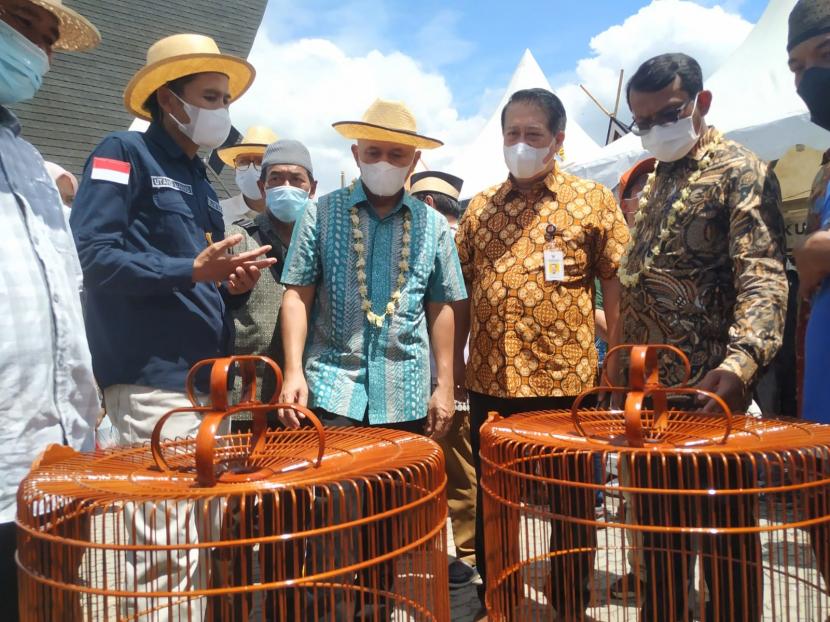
[281,181,467,424]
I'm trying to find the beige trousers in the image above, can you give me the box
[104,384,223,622]
[617,458,646,577]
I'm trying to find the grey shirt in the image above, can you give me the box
[228,211,289,402]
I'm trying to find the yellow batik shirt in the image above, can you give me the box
[456,166,630,398]
[621,127,788,387]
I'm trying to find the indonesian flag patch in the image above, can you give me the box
[91,157,131,185]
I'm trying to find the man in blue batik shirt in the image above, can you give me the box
[277,98,466,621]
[278,99,466,436]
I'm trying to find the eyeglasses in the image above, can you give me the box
[235,161,262,172]
[628,99,694,136]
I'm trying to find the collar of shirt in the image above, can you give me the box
[0,106,20,135]
[493,164,560,207]
[349,179,417,219]
[144,121,208,176]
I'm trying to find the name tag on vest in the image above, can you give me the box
[207,198,221,213]
[151,176,193,195]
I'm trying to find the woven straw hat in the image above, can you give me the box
[410,171,463,199]
[25,0,100,51]
[124,33,255,120]
[217,126,279,168]
[333,99,443,149]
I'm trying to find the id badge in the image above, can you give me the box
[543,249,565,282]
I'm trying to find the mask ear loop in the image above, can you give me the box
[687,93,699,120]
[165,89,197,130]
[547,139,562,164]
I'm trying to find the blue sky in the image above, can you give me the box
[235,1,770,191]
[260,0,767,118]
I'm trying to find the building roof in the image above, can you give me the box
[10,0,267,199]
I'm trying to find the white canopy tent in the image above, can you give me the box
[449,49,602,199]
[563,0,830,189]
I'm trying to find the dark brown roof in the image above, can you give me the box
[9,0,267,199]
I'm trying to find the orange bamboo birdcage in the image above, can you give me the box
[480,344,830,622]
[16,356,449,621]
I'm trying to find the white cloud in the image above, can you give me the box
[413,9,475,68]
[231,28,485,194]
[554,0,753,144]
[230,1,758,193]
[694,0,747,11]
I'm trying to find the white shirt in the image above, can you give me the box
[0,106,99,522]
[220,193,258,227]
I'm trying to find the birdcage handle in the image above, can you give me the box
[570,385,734,447]
[600,343,692,389]
[194,403,326,487]
[150,405,215,475]
[184,355,284,410]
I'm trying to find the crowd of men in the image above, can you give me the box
[4,0,830,620]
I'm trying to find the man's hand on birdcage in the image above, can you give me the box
[277,370,309,429]
[695,368,747,413]
[425,382,455,440]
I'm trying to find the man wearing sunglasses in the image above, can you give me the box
[622,52,787,409]
[619,52,788,622]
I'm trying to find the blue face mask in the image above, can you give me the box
[0,19,49,105]
[266,185,309,223]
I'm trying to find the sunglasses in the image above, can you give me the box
[628,98,695,136]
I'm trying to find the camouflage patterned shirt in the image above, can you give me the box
[621,127,788,388]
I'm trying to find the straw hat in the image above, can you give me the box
[217,126,279,168]
[124,34,255,120]
[26,0,100,51]
[333,99,443,149]
[410,171,463,199]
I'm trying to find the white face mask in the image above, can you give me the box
[503,141,555,180]
[169,92,232,149]
[235,165,262,200]
[359,160,410,197]
[640,98,700,163]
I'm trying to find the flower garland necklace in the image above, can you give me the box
[350,205,411,328]
[618,133,722,288]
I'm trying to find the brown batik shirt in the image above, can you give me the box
[456,166,630,398]
[621,127,788,388]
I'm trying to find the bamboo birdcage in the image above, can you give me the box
[480,344,830,622]
[17,356,450,622]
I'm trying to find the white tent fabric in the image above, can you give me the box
[449,49,602,199]
[564,0,830,190]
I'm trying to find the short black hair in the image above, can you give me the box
[501,88,567,135]
[413,191,463,220]
[144,74,199,123]
[626,53,703,104]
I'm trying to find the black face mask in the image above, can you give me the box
[798,66,830,132]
